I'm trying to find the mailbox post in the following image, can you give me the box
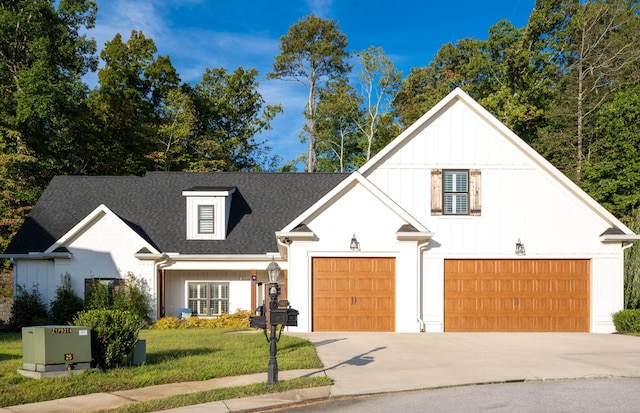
[249,259,299,386]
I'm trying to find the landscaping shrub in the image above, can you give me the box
[612,309,640,333]
[85,273,152,323]
[150,309,251,329]
[73,309,144,370]
[49,273,84,325]
[9,284,48,330]
[84,280,112,310]
[150,316,182,329]
[112,273,152,324]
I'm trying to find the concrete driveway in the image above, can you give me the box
[292,332,640,396]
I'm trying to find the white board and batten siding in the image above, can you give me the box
[361,95,626,333]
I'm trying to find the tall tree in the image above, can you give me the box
[354,46,402,162]
[189,67,282,172]
[314,79,361,172]
[624,207,640,309]
[153,88,197,171]
[0,0,97,264]
[87,30,179,175]
[268,14,351,172]
[541,0,640,183]
[581,85,640,223]
[393,19,557,145]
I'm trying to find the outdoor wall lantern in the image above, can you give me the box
[249,258,299,386]
[350,234,361,251]
[515,239,526,256]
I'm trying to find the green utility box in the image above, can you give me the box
[22,326,92,372]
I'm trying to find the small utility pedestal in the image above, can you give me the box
[19,326,93,379]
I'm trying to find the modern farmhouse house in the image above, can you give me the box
[3,88,637,333]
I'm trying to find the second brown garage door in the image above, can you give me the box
[313,257,395,332]
[445,259,590,332]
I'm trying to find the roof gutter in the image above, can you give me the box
[275,231,315,260]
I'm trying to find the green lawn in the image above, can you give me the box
[0,328,328,409]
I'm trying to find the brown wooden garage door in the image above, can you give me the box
[313,257,395,332]
[445,259,590,332]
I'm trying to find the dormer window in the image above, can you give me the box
[183,187,236,240]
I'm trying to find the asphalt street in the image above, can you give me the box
[267,378,640,413]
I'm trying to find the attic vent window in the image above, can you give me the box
[198,205,214,234]
[183,187,236,240]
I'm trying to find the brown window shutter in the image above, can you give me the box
[431,169,442,215]
[470,169,481,216]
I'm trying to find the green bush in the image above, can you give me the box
[85,273,151,324]
[49,273,84,325]
[112,273,152,324]
[9,284,49,331]
[612,309,640,333]
[73,309,144,370]
[84,280,112,310]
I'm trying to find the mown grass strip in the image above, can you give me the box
[92,377,332,413]
[0,328,324,407]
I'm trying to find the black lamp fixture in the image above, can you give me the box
[266,258,281,285]
[350,234,360,251]
[515,238,526,256]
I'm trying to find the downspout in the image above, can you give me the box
[154,254,171,319]
[417,240,431,332]
[10,258,16,301]
[276,237,291,330]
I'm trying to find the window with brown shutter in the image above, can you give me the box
[431,169,481,216]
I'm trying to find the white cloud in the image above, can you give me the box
[305,0,333,17]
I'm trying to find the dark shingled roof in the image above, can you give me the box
[5,171,349,255]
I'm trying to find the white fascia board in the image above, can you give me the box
[45,204,161,255]
[135,253,282,261]
[359,87,635,236]
[275,231,315,241]
[181,188,236,197]
[281,172,430,234]
[396,231,435,242]
[600,234,640,243]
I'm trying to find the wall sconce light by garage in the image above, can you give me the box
[350,234,360,251]
[515,238,526,256]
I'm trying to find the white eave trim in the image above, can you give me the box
[181,188,236,197]
[134,253,283,261]
[0,252,72,260]
[600,234,640,243]
[396,231,435,242]
[275,231,315,242]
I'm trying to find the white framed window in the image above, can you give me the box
[443,170,469,215]
[187,281,229,317]
[431,169,481,216]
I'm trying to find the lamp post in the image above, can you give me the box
[249,259,298,386]
[266,259,281,386]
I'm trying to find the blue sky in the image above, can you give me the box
[87,0,536,169]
